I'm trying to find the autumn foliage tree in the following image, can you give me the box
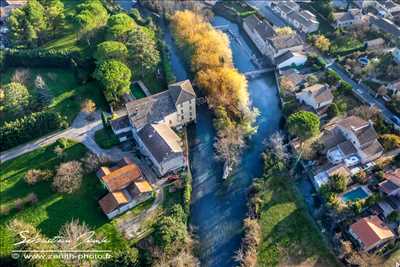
[314,35,331,52]
[171,10,256,170]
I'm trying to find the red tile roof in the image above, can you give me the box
[100,163,143,192]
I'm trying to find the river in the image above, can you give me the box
[164,16,282,267]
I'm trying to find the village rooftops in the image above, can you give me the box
[168,80,196,106]
[243,14,275,41]
[276,2,294,15]
[370,15,400,37]
[138,123,183,164]
[333,9,362,23]
[349,215,394,251]
[98,162,144,192]
[302,84,334,104]
[268,34,303,50]
[287,10,314,28]
[337,116,378,146]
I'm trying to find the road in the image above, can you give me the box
[328,62,397,123]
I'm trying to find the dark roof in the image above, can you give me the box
[387,195,400,209]
[126,90,176,130]
[275,50,295,65]
[138,124,182,164]
[110,115,130,131]
[379,180,400,194]
[276,2,294,14]
[269,34,303,50]
[357,124,378,146]
[361,140,384,158]
[243,14,275,41]
[288,11,313,27]
[338,140,357,156]
[168,80,196,106]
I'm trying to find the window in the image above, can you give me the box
[181,115,184,120]
[181,109,184,114]
[189,106,192,110]
[190,112,192,116]
[169,120,172,125]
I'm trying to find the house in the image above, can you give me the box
[295,83,334,112]
[242,14,275,57]
[387,79,400,96]
[136,123,184,176]
[322,116,384,165]
[333,9,366,28]
[365,38,385,50]
[97,158,153,219]
[376,0,400,16]
[275,50,307,69]
[286,10,319,33]
[312,163,351,189]
[393,47,400,64]
[370,15,400,38]
[110,80,196,176]
[349,215,395,252]
[266,34,304,62]
[379,169,400,196]
[271,1,300,19]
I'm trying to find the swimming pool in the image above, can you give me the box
[342,187,370,203]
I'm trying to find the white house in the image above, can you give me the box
[275,50,307,69]
[295,83,334,111]
[333,9,365,28]
[324,116,384,165]
[110,80,196,176]
[286,10,319,33]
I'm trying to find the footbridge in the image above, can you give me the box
[243,67,275,79]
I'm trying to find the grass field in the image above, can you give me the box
[0,140,130,258]
[256,175,339,266]
[94,127,120,149]
[0,68,108,124]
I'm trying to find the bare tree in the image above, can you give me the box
[265,131,288,161]
[11,68,31,85]
[81,152,109,173]
[214,126,246,172]
[52,161,83,194]
[25,169,53,185]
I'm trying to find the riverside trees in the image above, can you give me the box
[170,10,257,170]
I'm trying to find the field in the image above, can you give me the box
[256,175,339,266]
[0,68,107,124]
[0,140,129,258]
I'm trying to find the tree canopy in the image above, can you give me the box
[93,60,132,103]
[106,13,136,41]
[74,0,108,32]
[126,27,160,75]
[0,82,30,116]
[94,41,128,63]
[287,111,320,140]
[314,35,331,52]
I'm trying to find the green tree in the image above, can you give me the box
[154,214,188,255]
[107,13,136,41]
[127,28,160,76]
[73,0,108,32]
[45,0,65,35]
[94,41,128,63]
[387,211,400,223]
[0,82,30,116]
[330,174,347,193]
[93,60,132,103]
[287,111,320,140]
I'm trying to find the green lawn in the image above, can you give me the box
[0,140,129,258]
[132,83,147,99]
[94,127,119,149]
[256,175,339,267]
[0,68,108,124]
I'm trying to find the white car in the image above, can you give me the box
[363,161,376,171]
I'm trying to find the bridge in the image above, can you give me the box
[243,68,275,79]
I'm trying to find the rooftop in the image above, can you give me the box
[301,83,334,104]
[243,14,275,41]
[350,215,394,250]
[138,123,183,164]
[269,34,303,50]
[100,163,144,192]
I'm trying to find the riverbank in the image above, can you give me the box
[242,153,341,267]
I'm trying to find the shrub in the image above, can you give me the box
[52,161,83,194]
[0,111,67,151]
[353,170,368,184]
[24,169,53,185]
[379,134,400,151]
[330,174,348,193]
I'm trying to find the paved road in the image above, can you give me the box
[246,0,287,27]
[328,62,397,123]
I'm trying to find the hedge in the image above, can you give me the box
[0,111,67,151]
[3,48,93,69]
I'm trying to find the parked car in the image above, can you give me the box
[345,156,360,167]
[363,161,376,171]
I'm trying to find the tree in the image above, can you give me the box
[0,82,30,116]
[45,0,65,36]
[93,60,132,103]
[379,134,400,150]
[266,131,288,161]
[306,74,318,86]
[94,41,128,63]
[52,161,83,194]
[73,0,108,32]
[387,211,400,223]
[376,85,387,98]
[126,27,160,76]
[275,26,294,36]
[330,174,348,193]
[25,169,52,185]
[154,215,188,255]
[314,35,331,52]
[106,13,136,41]
[287,111,320,141]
